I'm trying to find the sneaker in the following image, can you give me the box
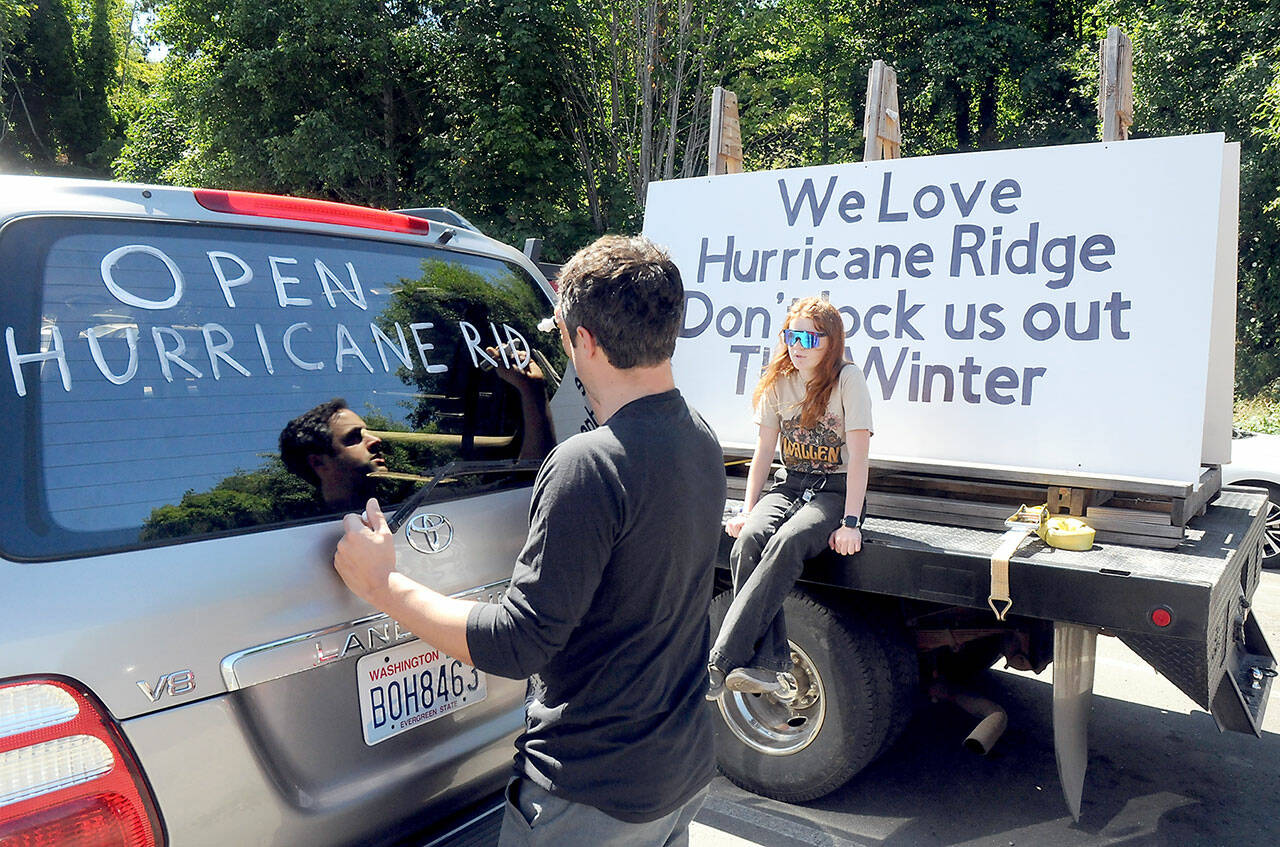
[725,667,787,695]
[705,666,726,701]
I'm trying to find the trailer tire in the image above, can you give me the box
[864,604,920,758]
[708,588,896,802]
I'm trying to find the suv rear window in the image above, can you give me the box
[0,217,564,560]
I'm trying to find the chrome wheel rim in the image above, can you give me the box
[1263,500,1280,562]
[717,642,826,756]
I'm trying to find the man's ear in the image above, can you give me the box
[575,324,599,358]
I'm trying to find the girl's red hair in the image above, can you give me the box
[752,297,848,428]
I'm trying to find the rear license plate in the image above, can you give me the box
[357,640,487,746]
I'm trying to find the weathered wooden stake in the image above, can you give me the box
[1098,26,1134,142]
[708,86,743,175]
[863,60,902,161]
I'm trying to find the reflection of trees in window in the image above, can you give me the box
[139,450,420,542]
[379,259,565,449]
[140,457,320,541]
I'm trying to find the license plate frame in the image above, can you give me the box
[357,639,487,746]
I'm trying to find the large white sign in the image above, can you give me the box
[645,134,1237,485]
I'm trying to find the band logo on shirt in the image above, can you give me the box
[783,439,840,466]
[780,414,844,474]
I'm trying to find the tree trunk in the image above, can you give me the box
[978,74,997,147]
[637,1,657,205]
[951,80,971,149]
[383,82,396,201]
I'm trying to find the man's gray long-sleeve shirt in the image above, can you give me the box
[466,389,725,823]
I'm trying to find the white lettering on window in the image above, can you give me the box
[316,259,368,310]
[371,322,412,372]
[202,322,251,380]
[254,323,275,374]
[501,323,532,369]
[282,322,323,371]
[208,251,253,308]
[335,323,374,373]
[84,324,139,385]
[100,244,184,310]
[490,323,512,367]
[6,324,71,396]
[270,256,312,307]
[459,320,500,369]
[409,322,449,374]
[151,327,204,382]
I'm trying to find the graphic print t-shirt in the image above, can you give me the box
[754,365,873,475]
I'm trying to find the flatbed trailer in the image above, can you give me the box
[708,481,1275,818]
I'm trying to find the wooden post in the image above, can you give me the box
[863,60,902,161]
[1098,26,1133,142]
[708,86,743,175]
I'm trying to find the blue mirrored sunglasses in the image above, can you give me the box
[784,329,826,349]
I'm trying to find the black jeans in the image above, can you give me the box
[710,471,845,673]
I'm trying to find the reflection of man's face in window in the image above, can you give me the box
[312,410,384,510]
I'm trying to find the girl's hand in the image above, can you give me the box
[725,513,748,538]
[829,526,862,556]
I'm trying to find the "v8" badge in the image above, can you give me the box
[137,669,196,702]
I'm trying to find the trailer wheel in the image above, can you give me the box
[708,588,897,802]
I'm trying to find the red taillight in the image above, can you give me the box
[194,189,432,236]
[0,678,163,847]
[1150,607,1173,628]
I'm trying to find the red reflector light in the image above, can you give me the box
[0,793,142,847]
[0,678,163,847]
[194,189,432,236]
[1151,607,1173,628]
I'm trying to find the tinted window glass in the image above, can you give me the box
[0,217,564,559]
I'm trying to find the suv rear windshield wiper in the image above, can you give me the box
[387,459,544,533]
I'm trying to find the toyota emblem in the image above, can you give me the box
[405,513,453,554]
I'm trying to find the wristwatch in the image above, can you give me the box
[840,515,860,529]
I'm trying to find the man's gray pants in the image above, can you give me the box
[709,474,845,673]
[498,778,708,846]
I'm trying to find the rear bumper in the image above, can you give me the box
[123,694,519,846]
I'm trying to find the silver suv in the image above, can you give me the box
[0,177,567,845]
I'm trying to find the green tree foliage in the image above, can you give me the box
[3,0,81,163]
[119,0,604,257]
[141,456,322,541]
[730,0,1097,168]
[73,0,117,163]
[1088,0,1279,393]
[1,0,137,171]
[557,1,747,215]
[117,1,748,257]
[0,1,33,63]
[731,0,867,168]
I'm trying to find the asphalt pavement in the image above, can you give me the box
[688,570,1280,847]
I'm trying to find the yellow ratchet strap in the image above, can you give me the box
[988,505,1097,620]
[988,505,1044,621]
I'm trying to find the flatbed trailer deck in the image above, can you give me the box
[710,484,1275,816]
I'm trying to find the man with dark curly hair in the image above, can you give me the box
[280,398,385,511]
[334,235,725,846]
